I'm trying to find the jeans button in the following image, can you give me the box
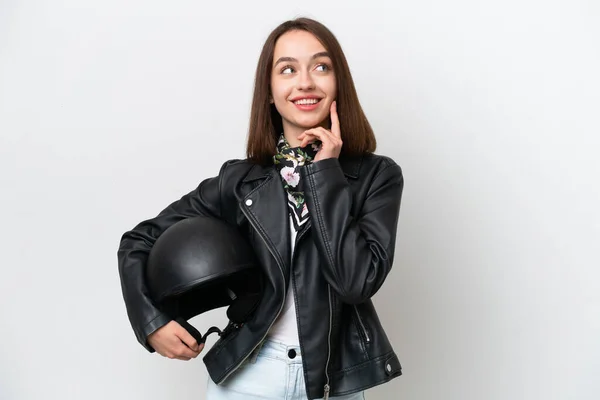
[288,349,296,359]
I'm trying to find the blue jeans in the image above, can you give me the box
[206,339,365,399]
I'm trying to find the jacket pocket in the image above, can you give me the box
[353,305,371,345]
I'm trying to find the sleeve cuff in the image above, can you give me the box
[139,313,172,353]
[300,157,343,177]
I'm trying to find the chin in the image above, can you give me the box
[294,116,328,129]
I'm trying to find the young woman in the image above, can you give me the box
[118,17,404,400]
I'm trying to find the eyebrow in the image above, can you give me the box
[273,51,331,67]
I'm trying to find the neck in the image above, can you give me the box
[283,128,303,148]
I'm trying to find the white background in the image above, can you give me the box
[1,1,599,399]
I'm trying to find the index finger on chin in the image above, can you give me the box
[330,101,341,137]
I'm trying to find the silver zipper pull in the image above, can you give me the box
[324,384,330,400]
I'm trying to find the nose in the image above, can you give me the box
[296,69,315,90]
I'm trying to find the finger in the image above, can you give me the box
[298,131,316,147]
[158,337,198,359]
[300,128,335,148]
[175,324,200,352]
[299,131,323,148]
[300,128,332,142]
[298,131,315,147]
[175,343,200,359]
[330,101,341,138]
[299,127,330,139]
[163,348,192,361]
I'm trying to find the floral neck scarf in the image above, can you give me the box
[273,133,321,231]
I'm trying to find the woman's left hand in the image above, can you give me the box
[298,101,343,162]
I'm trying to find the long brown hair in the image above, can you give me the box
[246,17,377,165]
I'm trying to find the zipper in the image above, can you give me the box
[324,284,333,399]
[290,224,312,396]
[292,221,333,400]
[354,305,370,343]
[217,203,287,384]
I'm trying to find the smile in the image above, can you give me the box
[293,98,320,105]
[291,97,322,111]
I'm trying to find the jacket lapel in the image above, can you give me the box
[240,164,291,275]
[237,154,363,274]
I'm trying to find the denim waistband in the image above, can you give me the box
[249,339,303,365]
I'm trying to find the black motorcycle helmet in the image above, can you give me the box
[146,216,263,344]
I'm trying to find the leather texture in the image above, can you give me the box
[117,153,404,400]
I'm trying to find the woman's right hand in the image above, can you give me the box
[147,320,204,360]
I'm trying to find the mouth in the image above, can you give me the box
[290,97,323,111]
[292,98,321,105]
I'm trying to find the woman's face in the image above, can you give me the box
[270,30,337,138]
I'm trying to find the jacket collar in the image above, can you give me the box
[239,153,362,277]
[242,153,363,183]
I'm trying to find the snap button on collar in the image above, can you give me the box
[245,199,253,206]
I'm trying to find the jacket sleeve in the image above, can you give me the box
[117,160,230,352]
[300,157,404,304]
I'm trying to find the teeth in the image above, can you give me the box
[294,98,319,105]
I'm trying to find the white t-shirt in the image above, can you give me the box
[266,216,300,345]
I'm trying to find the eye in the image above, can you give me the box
[315,63,331,72]
[280,65,295,74]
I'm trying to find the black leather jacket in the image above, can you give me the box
[117,153,404,399]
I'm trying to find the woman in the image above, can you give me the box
[118,17,404,400]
